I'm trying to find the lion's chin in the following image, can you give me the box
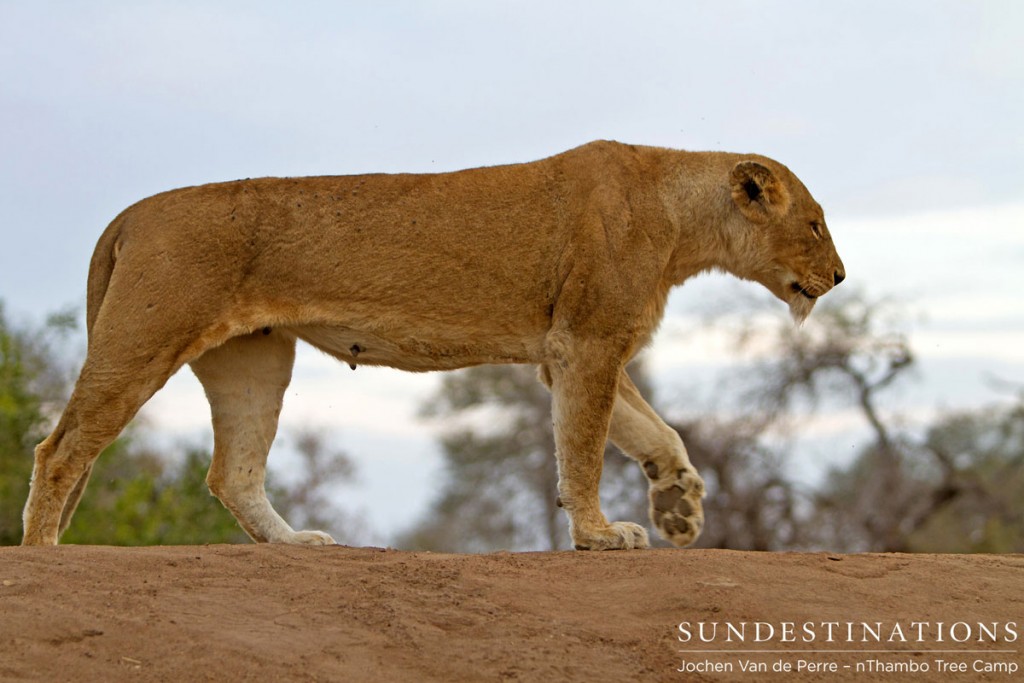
[788,294,816,325]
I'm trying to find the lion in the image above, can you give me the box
[21,140,844,550]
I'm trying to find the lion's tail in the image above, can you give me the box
[85,211,129,336]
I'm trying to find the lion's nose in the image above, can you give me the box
[834,270,846,286]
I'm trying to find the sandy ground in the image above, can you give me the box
[0,546,1021,682]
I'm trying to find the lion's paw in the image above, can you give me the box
[573,521,649,551]
[279,529,337,546]
[646,462,705,547]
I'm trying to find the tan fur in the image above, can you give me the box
[21,141,844,549]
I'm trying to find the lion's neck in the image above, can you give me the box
[660,152,747,286]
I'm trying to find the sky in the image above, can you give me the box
[1,1,1022,543]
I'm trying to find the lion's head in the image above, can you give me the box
[728,158,845,323]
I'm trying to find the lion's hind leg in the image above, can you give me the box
[190,330,335,546]
[608,371,705,547]
[57,462,95,536]
[22,344,182,545]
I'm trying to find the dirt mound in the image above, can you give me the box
[1,546,1020,681]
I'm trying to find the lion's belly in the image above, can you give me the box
[289,323,545,372]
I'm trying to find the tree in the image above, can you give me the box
[61,439,248,545]
[1,299,365,546]
[669,416,804,550]
[401,288,1024,554]
[0,303,77,545]
[0,302,251,545]
[912,402,1024,552]
[734,290,918,551]
[709,289,939,551]
[710,288,1024,553]
[817,400,1024,553]
[58,430,367,546]
[268,428,372,546]
[401,361,654,552]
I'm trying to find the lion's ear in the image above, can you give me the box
[730,161,790,223]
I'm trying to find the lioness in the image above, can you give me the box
[22,140,843,549]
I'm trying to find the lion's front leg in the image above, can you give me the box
[608,370,705,547]
[543,346,649,551]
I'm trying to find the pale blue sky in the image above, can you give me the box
[1,1,1022,541]
[3,1,1021,311]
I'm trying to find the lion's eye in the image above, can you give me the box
[809,221,823,239]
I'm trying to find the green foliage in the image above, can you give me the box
[53,432,363,546]
[907,405,1024,553]
[0,303,69,545]
[0,298,362,547]
[0,302,240,546]
[814,404,1024,554]
[61,441,247,545]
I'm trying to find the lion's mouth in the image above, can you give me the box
[790,282,817,300]
[785,281,819,325]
